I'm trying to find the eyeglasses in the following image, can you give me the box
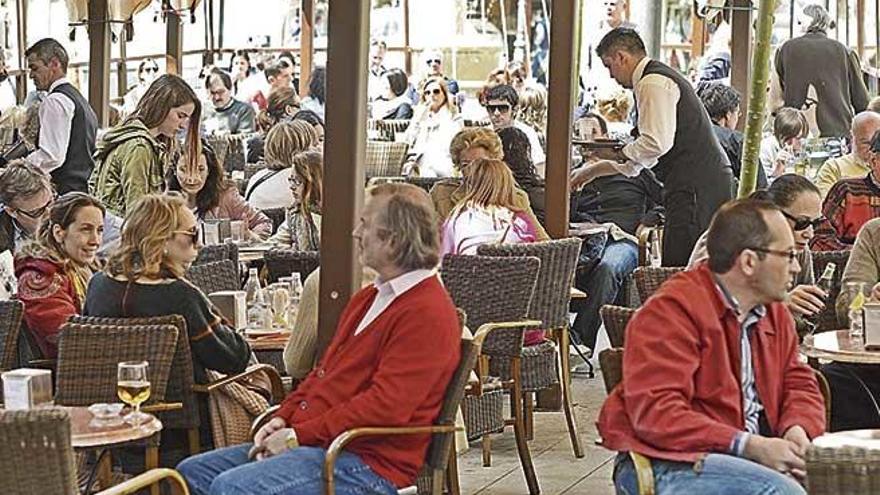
[426,59,441,65]
[142,67,158,73]
[748,247,799,264]
[423,88,442,97]
[485,103,511,114]
[173,227,200,245]
[11,192,55,219]
[780,210,825,231]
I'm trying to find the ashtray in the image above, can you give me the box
[88,403,124,419]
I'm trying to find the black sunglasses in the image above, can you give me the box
[11,192,56,219]
[781,210,825,231]
[424,88,442,96]
[485,103,511,114]
[426,59,441,65]
[173,226,200,245]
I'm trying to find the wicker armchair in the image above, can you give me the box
[599,305,637,348]
[463,119,491,128]
[812,250,850,332]
[0,299,23,370]
[261,207,287,232]
[194,243,240,267]
[68,315,284,456]
[0,409,190,495]
[807,445,880,494]
[440,254,542,494]
[374,119,411,141]
[264,248,320,283]
[405,176,444,194]
[186,260,241,295]
[633,266,685,303]
[478,238,585,460]
[366,140,409,178]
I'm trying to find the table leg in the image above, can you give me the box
[146,443,160,495]
[97,449,112,491]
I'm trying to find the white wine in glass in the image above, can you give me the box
[117,361,151,426]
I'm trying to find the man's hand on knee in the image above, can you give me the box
[743,434,806,478]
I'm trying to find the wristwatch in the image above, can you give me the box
[285,429,300,450]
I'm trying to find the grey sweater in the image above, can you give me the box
[837,217,880,320]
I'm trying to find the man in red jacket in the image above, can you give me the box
[179,183,461,495]
[598,198,826,494]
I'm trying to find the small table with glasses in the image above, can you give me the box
[801,330,880,364]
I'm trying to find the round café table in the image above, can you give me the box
[801,330,880,364]
[813,429,880,449]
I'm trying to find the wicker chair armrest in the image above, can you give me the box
[141,402,183,414]
[27,358,56,368]
[95,467,189,495]
[475,319,543,357]
[193,364,285,403]
[324,425,462,495]
[638,228,652,267]
[249,404,282,438]
[630,451,655,495]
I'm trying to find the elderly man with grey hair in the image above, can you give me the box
[813,111,880,197]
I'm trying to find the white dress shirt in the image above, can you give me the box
[25,78,75,174]
[354,269,436,335]
[616,57,681,177]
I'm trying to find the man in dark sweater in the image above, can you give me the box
[179,183,460,494]
[19,38,97,194]
[572,28,733,266]
[570,169,663,353]
[205,69,256,134]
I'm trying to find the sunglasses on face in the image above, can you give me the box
[781,210,825,231]
[486,104,511,114]
[173,226,200,245]
[12,193,55,219]
[142,67,158,73]
[426,59,441,65]
[424,88,443,97]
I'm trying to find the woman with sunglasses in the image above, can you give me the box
[689,174,825,332]
[15,192,105,359]
[167,140,271,241]
[84,193,251,384]
[401,76,463,178]
[269,150,322,250]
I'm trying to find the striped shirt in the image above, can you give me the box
[714,278,766,456]
[811,172,880,252]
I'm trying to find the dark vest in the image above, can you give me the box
[49,83,98,194]
[639,60,733,191]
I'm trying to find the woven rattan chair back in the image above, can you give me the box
[365,140,409,178]
[478,238,581,330]
[812,250,850,332]
[415,315,481,493]
[440,254,539,357]
[261,207,287,232]
[0,409,78,495]
[633,266,685,303]
[264,248,320,283]
[807,445,880,494]
[463,119,492,128]
[186,260,241,295]
[0,299,23,370]
[69,314,198,430]
[374,119,411,141]
[54,322,178,407]
[600,305,637,348]
[598,348,624,395]
[194,242,240,267]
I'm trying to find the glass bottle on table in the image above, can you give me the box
[244,267,270,330]
[117,361,151,426]
[804,262,836,335]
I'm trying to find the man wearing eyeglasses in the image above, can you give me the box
[0,161,120,257]
[599,198,826,494]
[812,130,880,251]
[813,111,880,198]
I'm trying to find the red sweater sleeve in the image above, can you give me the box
[775,313,827,439]
[291,300,459,445]
[810,183,850,251]
[17,269,78,358]
[622,294,742,453]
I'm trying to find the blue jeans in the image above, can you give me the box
[572,239,638,350]
[613,453,806,495]
[177,444,398,495]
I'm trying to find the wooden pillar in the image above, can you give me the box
[117,32,128,99]
[300,0,314,99]
[88,0,111,127]
[316,0,369,359]
[545,0,579,238]
[166,11,183,75]
[730,0,752,132]
[690,14,705,59]
[403,0,412,75]
[15,0,27,104]
[857,0,866,56]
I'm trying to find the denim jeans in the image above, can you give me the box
[572,239,639,350]
[613,452,806,495]
[177,444,398,495]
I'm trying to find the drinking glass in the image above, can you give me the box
[117,361,151,426]
[847,282,869,339]
[290,272,303,298]
[230,220,245,243]
[268,283,291,328]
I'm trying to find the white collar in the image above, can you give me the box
[631,57,652,86]
[49,78,70,92]
[374,268,436,297]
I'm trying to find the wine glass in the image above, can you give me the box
[117,361,151,426]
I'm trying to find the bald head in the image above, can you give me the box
[851,111,880,162]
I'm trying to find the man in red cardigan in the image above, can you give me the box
[598,198,826,494]
[179,183,461,495]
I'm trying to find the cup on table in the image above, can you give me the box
[117,361,151,427]
[230,220,246,243]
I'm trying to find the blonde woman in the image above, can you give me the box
[84,193,250,383]
[245,120,318,210]
[269,150,323,250]
[90,74,201,217]
[402,76,463,178]
[441,158,538,256]
[15,192,105,358]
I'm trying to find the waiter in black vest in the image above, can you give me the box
[572,28,734,266]
[18,38,98,194]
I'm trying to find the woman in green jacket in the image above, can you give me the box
[90,74,202,217]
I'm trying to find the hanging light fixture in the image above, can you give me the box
[162,0,203,23]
